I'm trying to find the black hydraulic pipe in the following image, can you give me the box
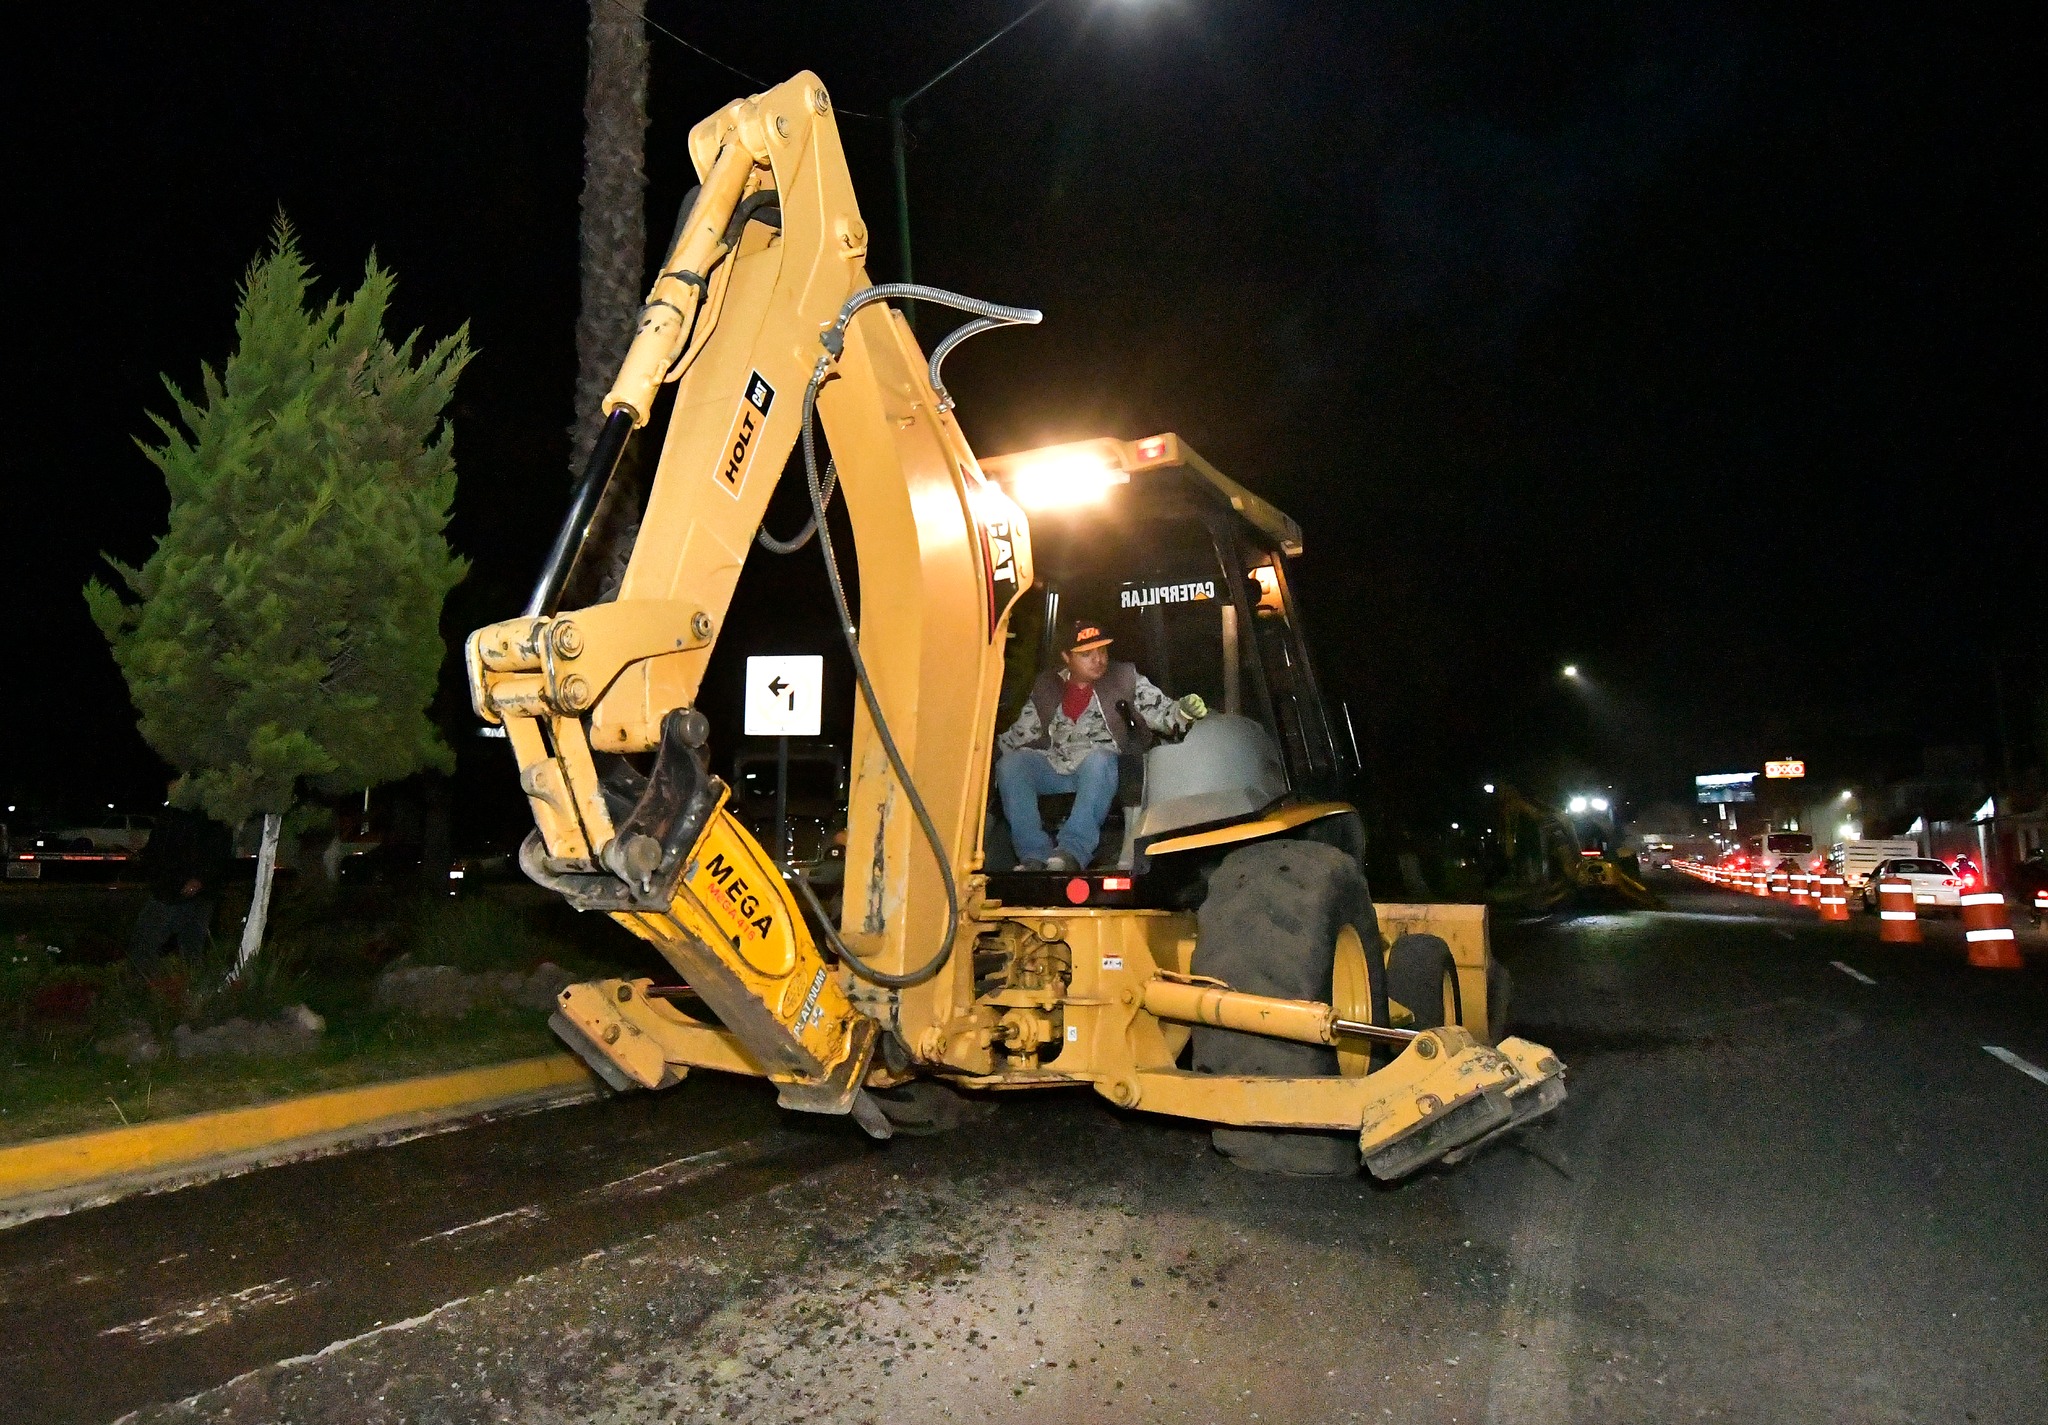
[525,407,636,618]
[640,984,701,1002]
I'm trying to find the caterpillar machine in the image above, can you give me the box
[468,72,1564,1178]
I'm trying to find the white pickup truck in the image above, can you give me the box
[48,812,154,854]
[1828,838,1918,891]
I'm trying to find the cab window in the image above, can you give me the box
[997,511,1258,743]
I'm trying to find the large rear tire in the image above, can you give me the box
[1485,956,1512,1043]
[1386,933,1462,1031]
[1190,840,1388,1176]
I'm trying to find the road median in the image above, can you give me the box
[0,1052,597,1228]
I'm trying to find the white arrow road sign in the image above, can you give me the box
[744,655,824,737]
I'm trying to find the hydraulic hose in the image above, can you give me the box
[754,457,837,554]
[926,317,1003,411]
[787,282,1040,989]
[759,287,1035,554]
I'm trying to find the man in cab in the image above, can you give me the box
[995,619,1207,872]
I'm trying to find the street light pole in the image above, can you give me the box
[887,0,1062,332]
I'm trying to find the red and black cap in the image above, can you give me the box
[1064,620,1114,654]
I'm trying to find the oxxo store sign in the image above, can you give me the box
[1765,760,1806,779]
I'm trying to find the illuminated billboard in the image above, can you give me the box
[1764,760,1806,779]
[1695,772,1758,805]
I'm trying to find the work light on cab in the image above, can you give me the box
[1006,451,1129,510]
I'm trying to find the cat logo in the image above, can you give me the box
[977,512,1021,640]
[715,372,776,499]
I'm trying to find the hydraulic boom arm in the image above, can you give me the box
[468,73,1033,1120]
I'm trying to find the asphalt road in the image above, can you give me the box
[4,878,2044,1424]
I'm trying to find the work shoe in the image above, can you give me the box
[1013,858,1047,872]
[1044,849,1082,873]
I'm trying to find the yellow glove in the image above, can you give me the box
[1176,693,1209,721]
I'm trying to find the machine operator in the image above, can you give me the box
[995,619,1207,872]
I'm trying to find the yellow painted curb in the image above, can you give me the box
[0,1054,594,1201]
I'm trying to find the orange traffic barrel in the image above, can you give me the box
[1816,873,1850,922]
[1961,892,2022,970]
[1877,879,1921,943]
[1790,871,1811,908]
[1769,866,1791,899]
[2034,887,2047,918]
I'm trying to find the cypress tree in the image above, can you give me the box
[86,221,474,967]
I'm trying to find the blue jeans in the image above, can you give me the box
[997,749,1118,865]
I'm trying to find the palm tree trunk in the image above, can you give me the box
[572,0,650,474]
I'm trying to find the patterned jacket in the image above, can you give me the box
[997,662,1191,773]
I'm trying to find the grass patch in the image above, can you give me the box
[0,878,662,1147]
[0,1009,557,1146]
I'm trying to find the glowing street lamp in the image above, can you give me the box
[1561,664,1580,679]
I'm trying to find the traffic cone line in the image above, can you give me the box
[1790,872,1811,908]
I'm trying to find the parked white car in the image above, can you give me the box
[48,812,154,854]
[1858,857,1963,913]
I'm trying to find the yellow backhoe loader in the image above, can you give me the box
[467,72,1564,1178]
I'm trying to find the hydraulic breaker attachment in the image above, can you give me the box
[523,708,881,1122]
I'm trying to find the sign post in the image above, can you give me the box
[744,655,824,865]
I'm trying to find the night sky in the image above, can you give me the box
[8,2,2040,839]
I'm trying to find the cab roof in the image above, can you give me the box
[977,433,1304,558]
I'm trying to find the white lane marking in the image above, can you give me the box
[411,1204,543,1245]
[1983,1046,2048,1087]
[1831,961,1877,986]
[101,1276,323,1344]
[149,1294,476,1416]
[587,1144,742,1199]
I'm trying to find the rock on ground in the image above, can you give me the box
[171,1005,325,1061]
[373,960,577,1019]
